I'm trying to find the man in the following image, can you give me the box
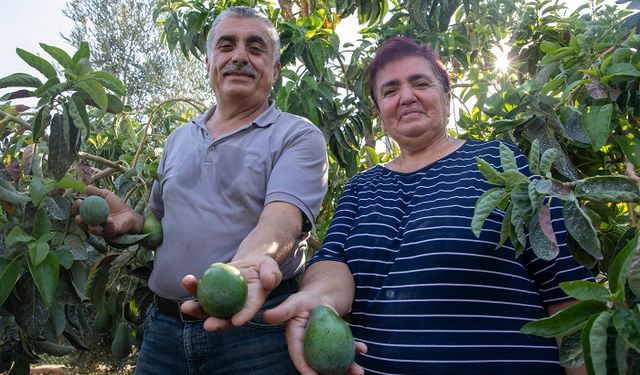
[77,6,328,374]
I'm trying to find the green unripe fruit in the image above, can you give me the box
[140,211,163,248]
[304,305,356,375]
[111,322,132,359]
[196,263,248,318]
[94,306,112,334]
[80,196,109,226]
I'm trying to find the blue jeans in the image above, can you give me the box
[135,293,298,374]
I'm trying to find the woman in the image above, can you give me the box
[265,37,592,375]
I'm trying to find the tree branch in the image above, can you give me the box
[0,110,31,129]
[78,152,126,172]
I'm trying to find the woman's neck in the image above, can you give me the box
[386,135,464,173]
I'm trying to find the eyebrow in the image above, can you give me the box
[378,73,435,91]
[216,34,269,49]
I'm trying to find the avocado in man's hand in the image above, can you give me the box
[197,263,248,318]
[304,305,356,375]
[79,195,109,225]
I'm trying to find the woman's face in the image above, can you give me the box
[373,55,450,151]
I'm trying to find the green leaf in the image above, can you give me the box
[612,308,640,351]
[0,257,22,307]
[560,280,610,302]
[32,104,51,140]
[33,206,52,239]
[563,201,602,260]
[520,300,607,337]
[574,176,640,203]
[87,255,118,306]
[496,204,512,250]
[32,340,74,357]
[0,182,31,204]
[566,232,598,269]
[559,331,584,368]
[471,188,506,238]
[105,94,125,114]
[583,104,614,151]
[528,140,541,175]
[5,226,34,247]
[528,180,546,209]
[36,81,68,99]
[510,184,532,248]
[582,315,597,375]
[28,241,49,268]
[606,63,640,77]
[528,205,559,260]
[55,248,75,270]
[16,48,57,79]
[539,148,558,176]
[499,143,518,172]
[54,175,86,192]
[47,112,79,181]
[29,176,55,207]
[613,334,628,375]
[616,133,640,169]
[69,262,88,301]
[0,72,43,89]
[28,252,59,306]
[540,40,560,53]
[76,79,108,111]
[66,96,89,135]
[89,71,126,96]
[500,169,529,185]
[106,233,149,246]
[39,43,74,69]
[476,158,506,184]
[609,233,639,294]
[628,243,640,299]
[589,311,611,375]
[72,41,90,62]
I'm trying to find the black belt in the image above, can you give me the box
[154,277,299,323]
[154,295,200,323]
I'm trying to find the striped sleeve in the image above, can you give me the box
[309,180,359,265]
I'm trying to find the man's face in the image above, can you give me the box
[206,17,280,105]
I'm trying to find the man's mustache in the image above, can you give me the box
[222,63,256,77]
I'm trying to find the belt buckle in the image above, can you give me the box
[176,300,200,323]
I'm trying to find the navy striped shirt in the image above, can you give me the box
[310,140,593,375]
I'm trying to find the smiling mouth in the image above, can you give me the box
[400,111,422,118]
[224,72,255,79]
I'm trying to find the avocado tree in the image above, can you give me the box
[156,0,640,372]
[0,39,200,371]
[468,1,640,372]
[1,0,639,373]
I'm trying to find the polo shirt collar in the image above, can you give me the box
[194,100,279,130]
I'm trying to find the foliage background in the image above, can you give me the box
[0,0,639,373]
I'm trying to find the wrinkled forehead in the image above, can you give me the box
[376,56,437,83]
[212,17,274,48]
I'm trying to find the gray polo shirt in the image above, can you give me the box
[147,102,328,299]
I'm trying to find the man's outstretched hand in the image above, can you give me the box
[180,255,282,331]
[72,186,143,238]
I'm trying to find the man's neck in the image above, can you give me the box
[206,99,270,138]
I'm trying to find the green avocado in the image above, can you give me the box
[197,263,248,318]
[140,210,163,248]
[94,305,112,334]
[303,305,356,375]
[111,322,132,359]
[80,195,109,226]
